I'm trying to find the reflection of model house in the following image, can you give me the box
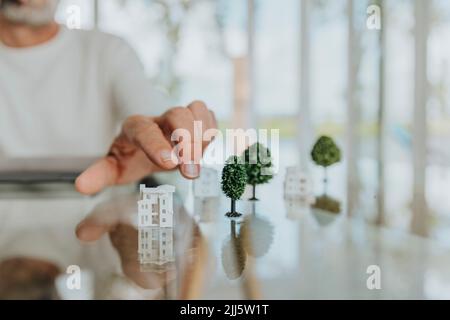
[284,167,315,204]
[138,184,175,228]
[285,198,312,220]
[138,227,174,266]
[194,167,219,197]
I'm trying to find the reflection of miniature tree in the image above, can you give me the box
[221,220,247,280]
[313,194,341,215]
[311,136,341,194]
[242,143,273,201]
[240,215,274,258]
[222,156,247,217]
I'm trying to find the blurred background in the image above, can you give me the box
[55,0,450,242]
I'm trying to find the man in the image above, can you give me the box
[0,0,217,195]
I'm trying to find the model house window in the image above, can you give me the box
[162,218,166,223]
[162,241,166,246]
[152,216,158,224]
[162,209,166,214]
[152,204,157,212]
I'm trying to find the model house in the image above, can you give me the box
[138,227,174,266]
[193,167,219,198]
[138,184,175,228]
[284,166,315,204]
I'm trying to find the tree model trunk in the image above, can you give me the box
[249,184,258,201]
[323,167,328,195]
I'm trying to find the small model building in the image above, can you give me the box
[138,184,175,228]
[284,166,315,205]
[138,227,174,266]
[194,167,219,198]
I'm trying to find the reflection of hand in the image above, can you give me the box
[75,101,217,195]
[75,197,176,289]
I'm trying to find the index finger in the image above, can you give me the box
[123,116,179,170]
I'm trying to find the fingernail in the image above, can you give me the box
[160,150,173,162]
[184,164,199,178]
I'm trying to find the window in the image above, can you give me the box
[162,218,166,223]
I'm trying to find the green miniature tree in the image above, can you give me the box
[222,156,247,217]
[242,143,273,201]
[311,136,341,194]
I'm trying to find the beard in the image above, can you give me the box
[0,0,60,27]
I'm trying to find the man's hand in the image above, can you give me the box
[75,101,217,195]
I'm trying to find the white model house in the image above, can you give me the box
[138,184,175,228]
[138,227,174,266]
[193,167,219,198]
[284,166,315,204]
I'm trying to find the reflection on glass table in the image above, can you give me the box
[195,173,450,300]
[2,174,450,300]
[0,188,206,300]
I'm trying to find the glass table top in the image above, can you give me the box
[1,173,450,300]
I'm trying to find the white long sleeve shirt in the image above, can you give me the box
[0,26,170,158]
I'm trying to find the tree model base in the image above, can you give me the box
[225,211,242,218]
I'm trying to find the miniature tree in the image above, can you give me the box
[222,156,247,217]
[242,143,273,201]
[311,136,341,194]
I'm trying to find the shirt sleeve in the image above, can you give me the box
[109,38,172,121]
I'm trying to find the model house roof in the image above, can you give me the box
[140,184,176,194]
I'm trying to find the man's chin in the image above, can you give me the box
[0,0,58,27]
[1,12,56,27]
